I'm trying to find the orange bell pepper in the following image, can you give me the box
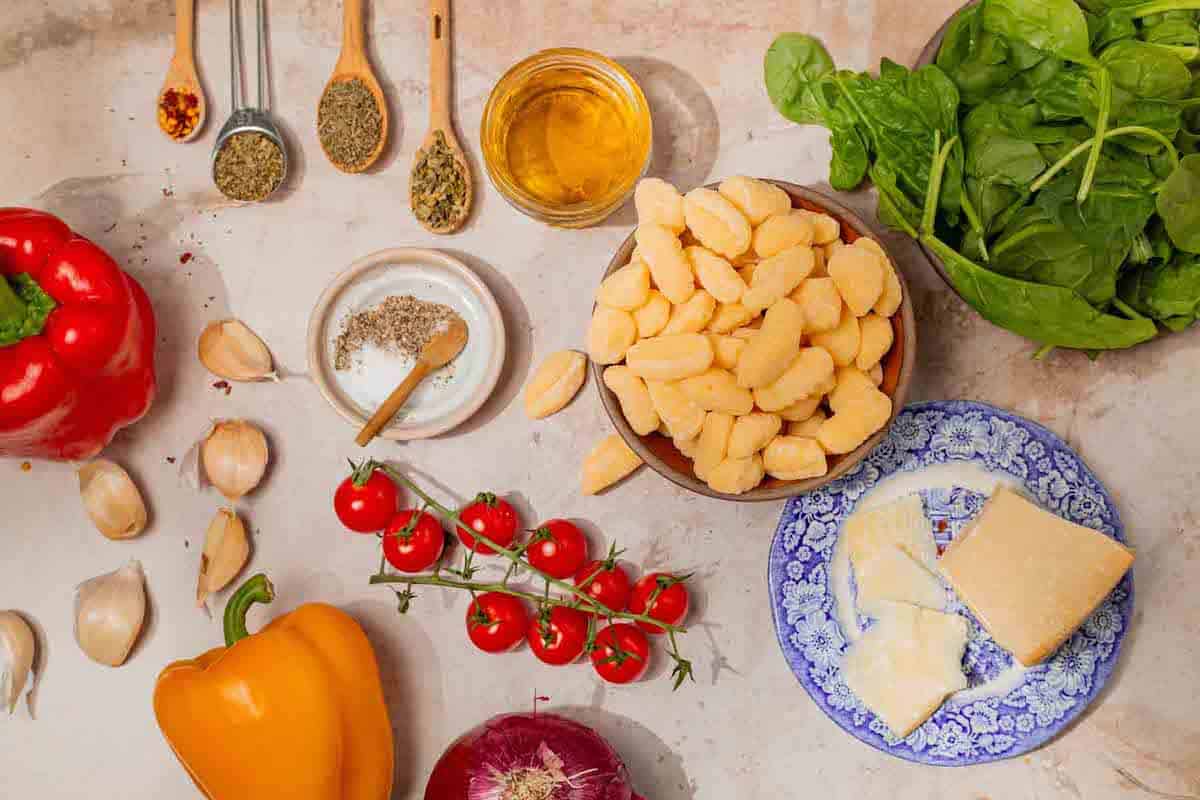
[153,574,395,800]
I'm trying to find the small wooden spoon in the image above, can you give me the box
[411,0,472,234]
[355,317,469,447]
[319,0,389,173]
[157,0,207,143]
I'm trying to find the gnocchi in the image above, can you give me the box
[753,346,836,413]
[661,290,717,335]
[675,433,700,458]
[856,238,902,317]
[778,392,823,423]
[791,277,842,333]
[795,210,841,245]
[684,188,752,259]
[525,350,587,419]
[636,224,695,304]
[736,298,805,389]
[788,408,828,438]
[603,365,660,436]
[828,245,884,316]
[742,246,816,312]
[763,435,829,480]
[727,412,783,459]
[647,380,707,441]
[706,453,765,496]
[625,334,714,381]
[828,365,877,413]
[707,302,756,334]
[817,388,892,455]
[707,334,746,370]
[855,313,894,371]
[582,434,643,495]
[634,177,686,233]
[693,411,734,481]
[809,305,860,367]
[597,260,651,310]
[587,305,638,365]
[677,368,754,416]
[633,290,672,338]
[753,212,814,258]
[718,176,792,226]
[687,246,747,304]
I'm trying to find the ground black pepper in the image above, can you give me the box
[334,295,461,371]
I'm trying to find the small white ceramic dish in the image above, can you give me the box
[307,248,505,440]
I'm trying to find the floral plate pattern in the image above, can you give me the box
[767,400,1133,765]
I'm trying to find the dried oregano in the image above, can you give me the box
[411,131,468,229]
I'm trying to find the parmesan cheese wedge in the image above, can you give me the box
[853,545,947,614]
[842,601,968,738]
[844,494,936,571]
[939,487,1134,666]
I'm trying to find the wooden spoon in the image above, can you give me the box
[157,0,207,143]
[411,0,472,234]
[355,317,469,447]
[318,0,389,173]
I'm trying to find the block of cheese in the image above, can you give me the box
[853,545,947,614]
[844,494,937,571]
[939,487,1134,667]
[842,601,968,738]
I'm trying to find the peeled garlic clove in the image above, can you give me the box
[198,319,278,381]
[77,459,148,540]
[197,508,250,608]
[75,560,146,667]
[0,611,36,715]
[202,420,269,501]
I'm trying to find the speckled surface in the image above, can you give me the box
[2,1,1198,798]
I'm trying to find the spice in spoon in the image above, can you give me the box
[411,131,469,230]
[159,88,201,140]
[214,132,284,202]
[318,78,383,170]
[334,295,462,371]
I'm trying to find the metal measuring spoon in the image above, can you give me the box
[212,0,288,202]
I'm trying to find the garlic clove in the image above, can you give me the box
[197,508,250,608]
[198,319,278,382]
[77,460,148,540]
[0,611,36,716]
[74,560,147,668]
[201,420,270,501]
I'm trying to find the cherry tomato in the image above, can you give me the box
[574,557,632,615]
[590,623,651,684]
[466,592,528,653]
[527,606,590,666]
[629,572,691,635]
[382,510,445,573]
[526,519,589,579]
[457,493,518,555]
[334,461,400,533]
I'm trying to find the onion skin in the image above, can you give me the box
[425,713,644,800]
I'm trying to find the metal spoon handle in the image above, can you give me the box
[229,0,242,110]
[256,0,268,110]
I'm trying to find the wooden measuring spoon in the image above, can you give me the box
[355,317,469,447]
[318,0,389,173]
[411,0,472,234]
[157,0,206,143]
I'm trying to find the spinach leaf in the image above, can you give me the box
[962,102,1049,185]
[764,34,835,125]
[1087,9,1138,49]
[1099,39,1193,98]
[1157,153,1200,252]
[1141,16,1199,49]
[938,5,1024,105]
[1118,252,1200,326]
[981,0,1099,66]
[827,103,871,190]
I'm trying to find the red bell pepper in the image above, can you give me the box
[0,208,156,460]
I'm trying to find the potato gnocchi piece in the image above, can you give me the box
[684,188,752,259]
[753,212,815,258]
[788,408,828,438]
[706,453,765,496]
[790,276,842,333]
[675,433,699,458]
[855,313,894,371]
[587,305,638,365]
[742,246,816,312]
[687,246,747,304]
[795,210,841,245]
[582,434,643,495]
[677,368,754,416]
[828,365,878,413]
[636,224,695,305]
[625,334,714,381]
[707,334,746,371]
[736,298,805,389]
[763,435,829,481]
[869,362,883,386]
[817,388,892,455]
[779,392,823,423]
[693,411,734,481]
[634,178,686,233]
[718,176,792,226]
[707,302,756,334]
[857,239,903,317]
[647,380,706,441]
[525,350,587,419]
[809,305,860,367]
[662,290,717,335]
[829,245,884,317]
[753,346,836,412]
[854,237,886,258]
[603,365,660,436]
[727,412,783,459]
[597,260,651,310]
[633,290,672,338]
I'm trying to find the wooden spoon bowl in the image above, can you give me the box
[158,0,207,143]
[318,0,389,174]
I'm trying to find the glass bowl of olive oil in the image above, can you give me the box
[481,48,652,228]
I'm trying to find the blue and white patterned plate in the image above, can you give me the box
[767,400,1133,765]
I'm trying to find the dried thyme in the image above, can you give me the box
[411,131,468,229]
[214,132,284,202]
[334,295,462,371]
[318,78,383,170]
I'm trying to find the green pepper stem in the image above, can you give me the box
[0,276,27,330]
[223,573,275,646]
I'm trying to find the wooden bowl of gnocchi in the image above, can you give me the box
[588,177,916,501]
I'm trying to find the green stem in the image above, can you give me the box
[1131,0,1200,17]
[922,133,959,236]
[223,573,275,646]
[0,277,27,330]
[1030,126,1180,194]
[1111,297,1146,321]
[1032,343,1056,361]
[1078,67,1112,205]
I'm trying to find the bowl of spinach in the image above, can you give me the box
[764,0,1200,352]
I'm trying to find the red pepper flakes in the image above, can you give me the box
[180,252,193,264]
[212,380,232,396]
[158,87,200,140]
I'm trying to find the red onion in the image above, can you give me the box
[425,712,645,800]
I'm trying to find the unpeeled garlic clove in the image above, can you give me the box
[74,560,146,667]
[0,611,36,716]
[201,420,269,501]
[197,508,250,608]
[77,459,148,540]
[198,319,278,382]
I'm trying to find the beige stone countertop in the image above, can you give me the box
[2,1,1198,798]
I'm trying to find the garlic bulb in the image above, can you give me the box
[0,611,36,715]
[198,319,278,381]
[202,420,269,501]
[77,459,148,540]
[75,560,146,667]
[197,508,250,608]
